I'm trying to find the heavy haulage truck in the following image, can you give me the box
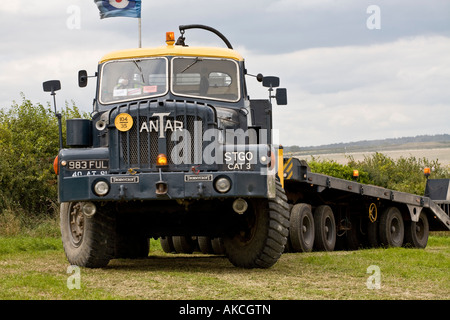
[47,25,450,269]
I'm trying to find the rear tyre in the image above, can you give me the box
[223,181,289,268]
[173,236,196,254]
[313,205,336,251]
[160,236,175,253]
[289,203,315,252]
[198,236,214,254]
[379,207,404,247]
[60,202,115,268]
[404,212,429,248]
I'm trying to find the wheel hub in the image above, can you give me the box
[69,202,85,247]
[390,217,402,243]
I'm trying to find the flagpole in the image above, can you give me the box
[138,17,142,48]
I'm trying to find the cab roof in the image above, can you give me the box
[99,44,244,64]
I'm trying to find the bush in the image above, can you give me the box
[309,152,450,195]
[0,95,88,219]
[308,156,371,185]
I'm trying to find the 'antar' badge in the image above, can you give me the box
[139,112,183,138]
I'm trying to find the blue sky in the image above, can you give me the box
[0,0,449,146]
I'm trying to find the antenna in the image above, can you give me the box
[43,80,63,150]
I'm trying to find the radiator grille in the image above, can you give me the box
[120,115,203,168]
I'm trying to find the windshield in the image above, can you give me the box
[99,58,168,104]
[172,57,240,102]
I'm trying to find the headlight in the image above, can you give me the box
[93,180,109,196]
[215,176,231,193]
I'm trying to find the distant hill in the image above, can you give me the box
[285,134,450,155]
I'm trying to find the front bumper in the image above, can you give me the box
[59,170,275,203]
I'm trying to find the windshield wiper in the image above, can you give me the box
[133,60,145,83]
[181,57,202,73]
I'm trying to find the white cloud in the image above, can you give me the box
[266,0,350,12]
[241,35,450,145]
[0,1,21,14]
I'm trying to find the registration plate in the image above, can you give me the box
[67,160,109,170]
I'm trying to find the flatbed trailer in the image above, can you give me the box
[281,157,450,252]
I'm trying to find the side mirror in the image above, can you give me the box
[43,79,63,149]
[43,80,61,93]
[275,88,287,105]
[78,70,88,87]
[262,76,280,88]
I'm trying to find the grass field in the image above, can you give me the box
[0,234,448,300]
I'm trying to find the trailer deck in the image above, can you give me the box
[283,157,450,232]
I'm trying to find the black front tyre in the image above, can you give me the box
[223,181,290,269]
[60,202,115,268]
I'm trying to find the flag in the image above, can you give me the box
[94,0,141,19]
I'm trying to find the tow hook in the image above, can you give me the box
[197,182,205,196]
[155,168,168,196]
[156,180,168,195]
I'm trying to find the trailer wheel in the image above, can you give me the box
[404,211,429,248]
[223,181,289,268]
[313,205,336,251]
[160,236,175,253]
[289,203,315,252]
[379,207,404,247]
[60,202,115,268]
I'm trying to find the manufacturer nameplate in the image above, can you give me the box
[184,174,213,182]
[110,176,139,184]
